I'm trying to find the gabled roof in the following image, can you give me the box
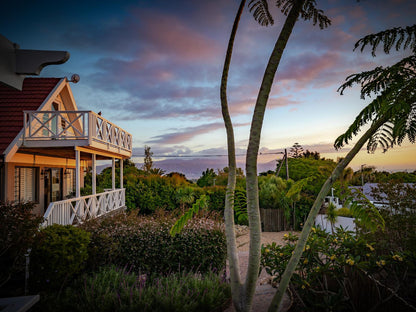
[0,77,61,154]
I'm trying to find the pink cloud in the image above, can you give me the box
[132,9,221,63]
[278,51,341,84]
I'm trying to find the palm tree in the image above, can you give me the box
[244,1,329,311]
[221,1,330,311]
[221,1,274,311]
[270,24,416,311]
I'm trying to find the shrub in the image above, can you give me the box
[261,227,415,311]
[0,202,43,295]
[126,176,177,213]
[336,207,353,217]
[36,265,230,312]
[81,212,227,275]
[30,224,90,291]
[204,186,226,212]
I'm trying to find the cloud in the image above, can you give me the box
[147,122,224,144]
[278,51,342,86]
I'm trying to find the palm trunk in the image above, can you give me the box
[268,115,389,312]
[220,0,246,310]
[245,1,305,310]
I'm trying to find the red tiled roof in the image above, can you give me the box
[0,78,61,154]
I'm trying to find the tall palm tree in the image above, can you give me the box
[221,1,330,311]
[220,1,246,310]
[221,1,274,310]
[270,24,416,311]
[244,1,329,311]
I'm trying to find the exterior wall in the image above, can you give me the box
[0,161,4,202]
[4,152,86,216]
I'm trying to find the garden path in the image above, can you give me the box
[225,229,299,312]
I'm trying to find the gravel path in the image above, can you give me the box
[224,229,299,312]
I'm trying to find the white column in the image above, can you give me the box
[92,153,97,216]
[112,158,115,190]
[75,149,80,198]
[120,159,123,189]
[92,154,96,194]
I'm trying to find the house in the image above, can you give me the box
[0,77,132,226]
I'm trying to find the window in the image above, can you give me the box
[64,168,76,198]
[14,167,38,202]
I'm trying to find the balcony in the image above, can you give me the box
[22,110,132,157]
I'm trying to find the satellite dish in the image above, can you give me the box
[70,74,80,83]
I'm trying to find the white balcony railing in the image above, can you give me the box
[23,111,132,154]
[42,189,126,226]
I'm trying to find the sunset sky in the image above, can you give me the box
[1,0,415,178]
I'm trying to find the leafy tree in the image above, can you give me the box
[175,186,195,213]
[302,149,320,159]
[220,1,330,311]
[273,24,416,309]
[289,142,304,158]
[197,168,217,187]
[142,145,153,173]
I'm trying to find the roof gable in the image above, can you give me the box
[0,77,61,154]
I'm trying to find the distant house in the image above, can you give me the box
[349,182,415,210]
[0,77,132,226]
[349,183,390,208]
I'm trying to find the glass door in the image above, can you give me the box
[44,168,63,212]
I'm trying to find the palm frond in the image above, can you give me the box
[347,188,385,232]
[338,55,416,98]
[393,102,416,145]
[334,92,390,149]
[275,0,331,28]
[275,0,293,16]
[170,195,209,236]
[354,24,416,56]
[249,0,274,26]
[300,0,331,29]
[366,122,394,153]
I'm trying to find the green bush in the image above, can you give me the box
[126,176,177,213]
[81,212,227,275]
[204,186,226,212]
[30,224,90,291]
[336,207,353,217]
[35,265,230,312]
[0,202,43,296]
[261,227,415,311]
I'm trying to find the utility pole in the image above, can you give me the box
[285,149,289,180]
[361,164,366,188]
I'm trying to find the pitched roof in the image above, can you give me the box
[0,77,61,154]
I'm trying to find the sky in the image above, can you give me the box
[1,0,415,178]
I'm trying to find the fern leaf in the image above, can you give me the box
[170,195,209,236]
[354,24,416,56]
[249,0,274,26]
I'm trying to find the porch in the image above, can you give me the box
[20,110,132,226]
[43,188,125,226]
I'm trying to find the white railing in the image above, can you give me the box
[42,189,126,226]
[23,111,132,153]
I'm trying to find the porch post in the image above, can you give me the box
[112,157,115,190]
[75,149,80,198]
[120,159,123,189]
[92,154,96,194]
[92,153,97,217]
